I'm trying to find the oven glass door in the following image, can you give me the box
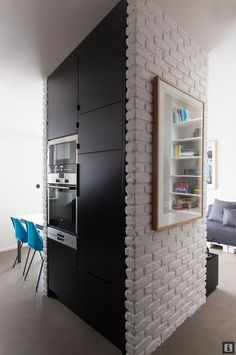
[48,185,76,234]
[49,141,76,166]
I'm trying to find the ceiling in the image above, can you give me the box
[0,0,119,77]
[0,0,236,78]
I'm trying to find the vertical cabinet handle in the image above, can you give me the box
[77,164,80,197]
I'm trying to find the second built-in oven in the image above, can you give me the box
[48,135,78,235]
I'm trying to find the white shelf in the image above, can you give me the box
[170,192,201,197]
[172,136,202,143]
[172,156,201,160]
[171,175,202,178]
[172,117,203,127]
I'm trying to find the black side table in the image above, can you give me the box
[206,252,219,296]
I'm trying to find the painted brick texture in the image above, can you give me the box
[125,1,208,354]
[43,79,48,294]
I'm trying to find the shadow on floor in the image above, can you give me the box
[0,249,121,355]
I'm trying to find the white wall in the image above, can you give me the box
[125,1,208,354]
[208,35,236,204]
[0,73,43,251]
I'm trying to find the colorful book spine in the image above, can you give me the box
[175,144,182,158]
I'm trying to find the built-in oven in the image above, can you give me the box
[48,184,77,234]
[48,135,77,168]
[47,135,78,235]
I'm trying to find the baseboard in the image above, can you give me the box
[0,245,16,253]
[0,244,28,253]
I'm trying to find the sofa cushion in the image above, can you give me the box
[207,204,212,218]
[222,208,236,227]
[207,220,236,247]
[208,199,236,222]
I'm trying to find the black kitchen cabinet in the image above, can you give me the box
[78,150,125,289]
[77,269,125,351]
[78,27,125,115]
[76,2,126,351]
[47,1,127,351]
[78,102,123,154]
[48,52,78,140]
[48,238,77,313]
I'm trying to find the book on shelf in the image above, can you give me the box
[172,108,189,123]
[180,152,195,157]
[175,144,181,158]
[174,144,196,158]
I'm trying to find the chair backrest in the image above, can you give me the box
[26,221,44,252]
[10,217,28,243]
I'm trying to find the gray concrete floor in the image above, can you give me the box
[1,247,236,355]
[0,248,121,355]
[154,247,236,355]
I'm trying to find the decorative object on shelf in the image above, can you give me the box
[193,128,200,137]
[172,196,198,211]
[183,168,199,176]
[153,76,204,231]
[207,140,217,190]
[174,182,190,194]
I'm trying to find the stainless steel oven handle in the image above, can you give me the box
[48,186,76,190]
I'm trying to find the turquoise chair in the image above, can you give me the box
[10,217,29,274]
[24,221,44,292]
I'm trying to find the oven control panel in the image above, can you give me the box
[48,227,77,250]
[48,173,76,185]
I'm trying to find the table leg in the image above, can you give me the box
[17,240,21,263]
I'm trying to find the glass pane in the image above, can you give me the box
[49,141,76,166]
[154,78,204,230]
[49,188,76,233]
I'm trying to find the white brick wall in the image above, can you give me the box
[42,79,48,295]
[125,1,208,354]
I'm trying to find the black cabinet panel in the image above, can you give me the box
[48,53,78,140]
[77,269,125,351]
[78,150,125,288]
[48,238,77,313]
[79,102,123,153]
[78,1,126,54]
[78,28,125,115]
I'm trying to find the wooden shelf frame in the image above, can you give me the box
[152,76,205,231]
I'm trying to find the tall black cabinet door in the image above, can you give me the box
[78,102,123,154]
[78,150,125,288]
[48,52,78,140]
[78,28,125,115]
[77,269,125,350]
[48,238,77,313]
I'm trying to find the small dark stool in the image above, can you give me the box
[206,252,219,296]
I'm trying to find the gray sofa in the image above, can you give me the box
[207,200,236,247]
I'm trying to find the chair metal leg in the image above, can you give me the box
[24,250,36,280]
[22,248,31,276]
[13,242,22,268]
[39,251,44,261]
[13,254,18,269]
[17,240,22,263]
[36,259,44,292]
